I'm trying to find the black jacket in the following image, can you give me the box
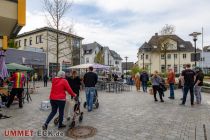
[140,72,149,82]
[83,72,98,87]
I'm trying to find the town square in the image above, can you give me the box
[1,0,210,140]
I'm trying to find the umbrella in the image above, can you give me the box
[68,63,110,70]
[6,63,33,71]
[0,50,8,78]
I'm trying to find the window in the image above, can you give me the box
[141,55,143,60]
[95,51,97,54]
[29,37,32,45]
[15,41,18,47]
[18,40,21,47]
[174,65,178,73]
[86,58,89,63]
[167,65,171,69]
[161,54,165,59]
[183,54,187,59]
[115,61,119,64]
[167,54,171,59]
[24,39,27,46]
[161,65,165,73]
[174,54,177,59]
[36,35,43,44]
[146,54,148,60]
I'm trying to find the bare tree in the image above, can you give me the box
[43,0,73,74]
[160,24,175,35]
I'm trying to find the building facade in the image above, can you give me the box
[199,46,210,74]
[137,33,200,74]
[5,48,46,78]
[15,27,83,76]
[81,42,123,73]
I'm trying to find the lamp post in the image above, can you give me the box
[125,56,128,79]
[189,32,201,67]
[142,51,145,70]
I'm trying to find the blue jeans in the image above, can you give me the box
[142,81,147,92]
[182,85,194,105]
[169,83,175,98]
[85,87,96,111]
[45,100,65,126]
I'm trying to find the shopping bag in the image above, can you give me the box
[149,88,153,95]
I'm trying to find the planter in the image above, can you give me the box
[201,86,210,93]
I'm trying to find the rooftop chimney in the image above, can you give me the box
[155,33,158,36]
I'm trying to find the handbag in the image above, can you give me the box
[149,88,154,95]
[154,77,167,92]
[159,83,167,92]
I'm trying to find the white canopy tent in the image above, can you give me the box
[68,63,110,70]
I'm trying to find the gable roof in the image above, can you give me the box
[82,42,103,54]
[139,33,197,53]
[203,46,210,52]
[110,50,123,60]
[16,27,84,40]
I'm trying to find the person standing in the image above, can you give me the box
[140,70,149,93]
[151,71,164,102]
[167,68,175,99]
[194,67,204,104]
[66,71,81,99]
[83,67,98,112]
[43,74,48,87]
[6,70,25,108]
[42,71,76,130]
[180,64,195,106]
[134,73,141,91]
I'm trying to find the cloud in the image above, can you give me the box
[22,0,210,62]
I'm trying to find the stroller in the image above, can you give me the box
[83,89,99,109]
[54,97,83,128]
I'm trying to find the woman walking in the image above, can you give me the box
[151,71,164,102]
[66,71,81,99]
[42,71,76,130]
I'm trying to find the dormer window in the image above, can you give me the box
[180,44,185,48]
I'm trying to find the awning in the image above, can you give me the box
[68,63,110,70]
[6,63,33,71]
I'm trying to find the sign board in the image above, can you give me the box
[191,53,200,62]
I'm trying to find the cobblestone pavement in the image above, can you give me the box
[1,82,210,140]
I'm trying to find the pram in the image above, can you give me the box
[83,89,99,109]
[54,97,83,128]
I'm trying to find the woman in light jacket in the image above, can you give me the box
[42,71,76,130]
[151,71,164,102]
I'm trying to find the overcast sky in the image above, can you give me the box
[21,0,210,62]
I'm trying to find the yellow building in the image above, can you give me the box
[137,33,201,74]
[0,0,26,50]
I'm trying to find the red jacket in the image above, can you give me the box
[49,78,76,100]
[167,72,175,84]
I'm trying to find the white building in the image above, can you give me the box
[137,33,201,74]
[199,46,210,74]
[15,27,83,76]
[81,42,123,73]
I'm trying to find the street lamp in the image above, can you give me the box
[142,50,145,70]
[189,32,201,67]
[124,56,128,78]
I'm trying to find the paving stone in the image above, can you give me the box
[1,82,210,140]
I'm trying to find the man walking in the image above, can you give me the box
[194,67,204,104]
[83,66,98,112]
[167,68,175,99]
[43,74,48,87]
[140,70,149,92]
[6,70,25,108]
[180,64,195,106]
